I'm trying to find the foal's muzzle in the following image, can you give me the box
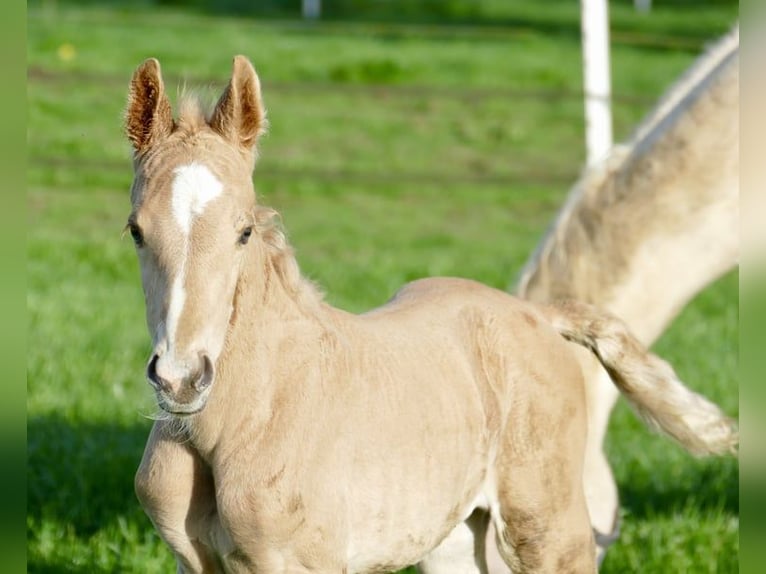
[146,352,215,412]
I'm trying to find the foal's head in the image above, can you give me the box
[125,56,266,414]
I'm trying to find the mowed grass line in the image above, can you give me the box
[28,4,738,572]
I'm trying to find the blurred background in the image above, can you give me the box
[28,1,738,572]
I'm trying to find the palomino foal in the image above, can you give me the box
[127,57,737,574]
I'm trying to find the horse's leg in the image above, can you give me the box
[491,455,596,574]
[485,350,620,573]
[484,529,509,573]
[418,510,490,574]
[491,364,596,574]
[579,353,621,565]
[135,419,221,573]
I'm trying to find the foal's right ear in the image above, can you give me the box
[125,58,174,154]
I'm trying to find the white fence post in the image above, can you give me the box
[580,0,613,166]
[635,0,652,13]
[303,0,321,19]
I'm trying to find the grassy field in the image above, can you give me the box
[28,2,738,572]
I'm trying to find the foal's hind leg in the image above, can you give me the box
[491,449,596,573]
[491,363,596,572]
[418,510,490,574]
[485,352,620,573]
[135,420,221,573]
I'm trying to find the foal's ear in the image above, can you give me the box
[209,56,267,152]
[125,58,174,154]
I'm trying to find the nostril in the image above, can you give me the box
[192,353,215,392]
[146,354,167,392]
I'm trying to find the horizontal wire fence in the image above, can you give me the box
[29,64,663,190]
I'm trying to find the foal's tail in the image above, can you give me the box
[545,300,738,456]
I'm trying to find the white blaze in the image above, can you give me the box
[165,163,224,345]
[171,162,224,235]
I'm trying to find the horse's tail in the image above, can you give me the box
[544,300,737,456]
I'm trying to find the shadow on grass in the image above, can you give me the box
[27,414,151,536]
[617,457,739,519]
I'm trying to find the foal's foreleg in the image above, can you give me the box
[135,419,221,573]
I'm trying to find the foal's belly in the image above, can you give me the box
[339,372,496,569]
[208,431,495,573]
[344,468,498,574]
[342,438,494,571]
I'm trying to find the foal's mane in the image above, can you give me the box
[176,92,324,308]
[253,205,325,307]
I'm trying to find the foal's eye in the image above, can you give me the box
[128,223,144,247]
[238,226,253,246]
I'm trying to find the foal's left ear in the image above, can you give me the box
[209,56,267,152]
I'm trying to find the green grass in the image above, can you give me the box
[28,2,738,572]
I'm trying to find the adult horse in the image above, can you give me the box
[126,56,736,573]
[511,28,739,567]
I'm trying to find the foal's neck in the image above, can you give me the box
[185,232,327,458]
